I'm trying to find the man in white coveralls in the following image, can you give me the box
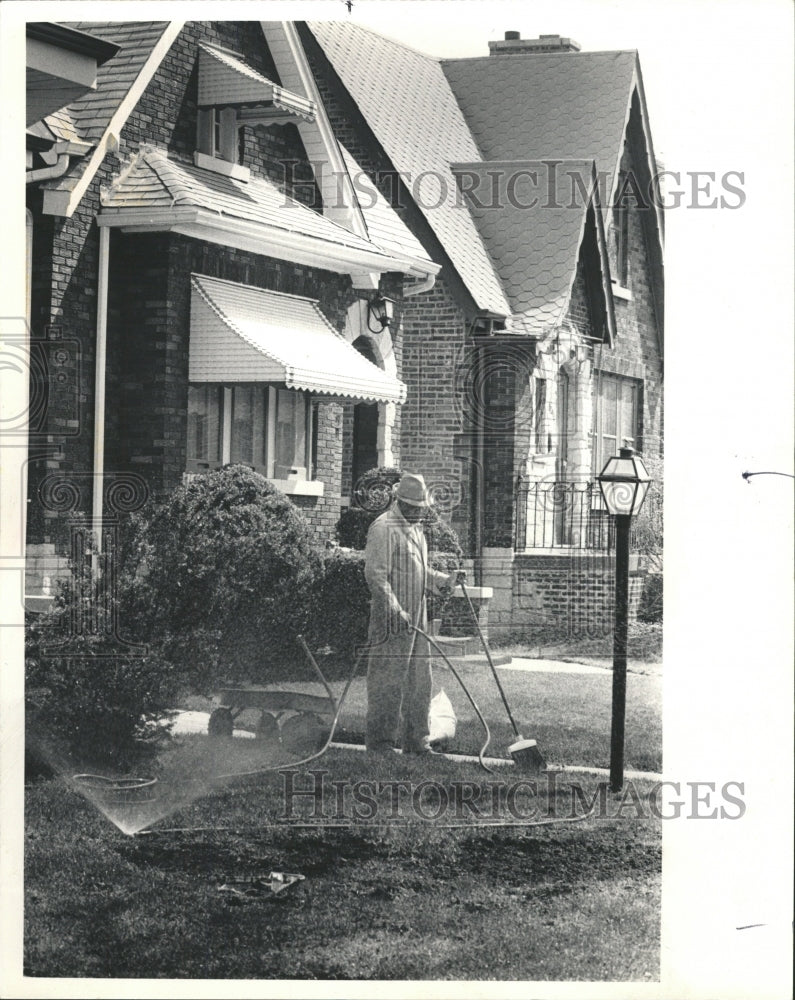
[363,472,465,754]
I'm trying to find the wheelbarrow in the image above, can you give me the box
[208,683,335,754]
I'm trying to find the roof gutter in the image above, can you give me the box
[97,206,435,279]
[26,153,70,184]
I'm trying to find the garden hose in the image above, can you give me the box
[409,624,495,774]
[212,622,496,780]
[131,632,611,834]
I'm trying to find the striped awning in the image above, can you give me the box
[197,43,315,119]
[189,274,406,404]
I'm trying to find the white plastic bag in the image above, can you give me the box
[429,689,456,744]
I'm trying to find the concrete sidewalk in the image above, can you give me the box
[498,658,611,675]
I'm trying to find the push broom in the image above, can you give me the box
[458,578,546,773]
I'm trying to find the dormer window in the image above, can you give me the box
[194,42,316,181]
[197,105,241,165]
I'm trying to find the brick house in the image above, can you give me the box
[303,24,664,633]
[24,20,438,597]
[25,20,663,636]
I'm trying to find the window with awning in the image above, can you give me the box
[186,274,405,489]
[189,273,406,404]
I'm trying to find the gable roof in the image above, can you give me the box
[308,22,664,336]
[452,159,612,338]
[442,50,638,221]
[55,22,173,143]
[39,21,183,215]
[307,21,512,318]
[443,46,664,338]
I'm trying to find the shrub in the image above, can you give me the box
[123,465,320,687]
[335,507,373,550]
[25,595,179,770]
[351,464,402,512]
[632,491,663,576]
[26,634,178,771]
[25,465,323,766]
[637,573,663,623]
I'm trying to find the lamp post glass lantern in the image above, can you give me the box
[596,446,653,792]
[597,447,652,516]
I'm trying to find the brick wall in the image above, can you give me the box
[513,552,646,635]
[26,21,377,552]
[105,229,357,538]
[400,276,470,534]
[600,118,664,482]
[566,259,594,338]
[303,27,480,551]
[133,21,320,204]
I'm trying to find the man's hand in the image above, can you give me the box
[447,569,467,589]
[392,609,412,633]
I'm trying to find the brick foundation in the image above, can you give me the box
[512,551,645,637]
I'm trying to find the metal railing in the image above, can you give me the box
[515,480,614,552]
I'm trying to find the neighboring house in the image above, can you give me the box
[303,24,664,632]
[24,20,438,598]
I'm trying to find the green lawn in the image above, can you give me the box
[24,647,662,980]
[327,659,661,774]
[179,656,662,774]
[25,751,661,981]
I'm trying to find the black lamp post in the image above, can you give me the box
[597,446,652,791]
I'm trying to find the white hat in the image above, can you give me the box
[395,472,432,507]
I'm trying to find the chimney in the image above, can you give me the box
[489,32,582,55]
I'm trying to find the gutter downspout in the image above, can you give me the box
[92,224,110,563]
[402,273,436,298]
[25,153,70,185]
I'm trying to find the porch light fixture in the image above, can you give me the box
[366,293,395,333]
[596,446,653,792]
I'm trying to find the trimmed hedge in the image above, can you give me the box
[26,615,179,770]
[306,548,370,675]
[304,547,459,674]
[25,466,321,764]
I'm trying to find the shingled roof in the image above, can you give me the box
[452,159,608,336]
[308,22,661,335]
[99,145,434,275]
[308,21,512,318]
[442,50,638,226]
[54,22,171,143]
[338,143,433,268]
